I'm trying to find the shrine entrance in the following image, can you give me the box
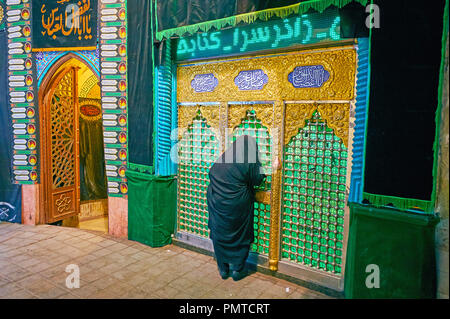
[39,54,108,232]
[175,45,357,290]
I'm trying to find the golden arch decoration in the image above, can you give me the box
[228,104,274,135]
[284,103,350,148]
[178,105,221,140]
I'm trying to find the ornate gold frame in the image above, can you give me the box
[176,45,357,273]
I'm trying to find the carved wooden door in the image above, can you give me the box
[43,67,80,223]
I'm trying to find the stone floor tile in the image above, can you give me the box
[154,285,181,298]
[0,283,23,298]
[80,270,106,284]
[110,268,137,281]
[3,266,34,282]
[0,223,333,299]
[57,292,81,299]
[120,273,148,288]
[119,287,148,299]
[70,283,101,298]
[0,276,11,287]
[91,275,119,290]
[4,288,38,299]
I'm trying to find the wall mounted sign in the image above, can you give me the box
[80,100,102,121]
[234,69,268,91]
[32,0,98,52]
[176,7,341,61]
[288,65,330,88]
[191,73,218,93]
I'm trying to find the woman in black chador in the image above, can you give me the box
[207,135,279,281]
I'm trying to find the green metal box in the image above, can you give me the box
[345,203,439,298]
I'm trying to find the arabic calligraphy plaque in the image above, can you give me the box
[191,73,218,93]
[288,65,330,88]
[234,69,269,91]
[32,0,98,51]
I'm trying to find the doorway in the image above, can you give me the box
[39,54,108,233]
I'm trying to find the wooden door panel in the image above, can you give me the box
[50,189,76,220]
[44,67,80,223]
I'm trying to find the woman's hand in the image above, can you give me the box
[255,191,270,204]
[272,156,281,171]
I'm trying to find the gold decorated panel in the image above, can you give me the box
[279,48,357,101]
[178,104,222,139]
[177,58,280,102]
[227,104,274,133]
[284,103,350,148]
[177,46,357,103]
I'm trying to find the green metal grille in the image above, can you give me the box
[178,111,220,237]
[281,111,347,274]
[231,108,272,255]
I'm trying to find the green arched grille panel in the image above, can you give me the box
[281,111,347,275]
[231,109,272,255]
[178,112,220,237]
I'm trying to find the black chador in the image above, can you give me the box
[207,135,265,281]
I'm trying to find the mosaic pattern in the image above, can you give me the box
[177,111,220,237]
[190,73,218,93]
[6,0,37,184]
[230,109,272,255]
[234,69,269,91]
[35,51,61,79]
[288,65,330,88]
[99,0,128,197]
[35,49,99,81]
[281,111,347,274]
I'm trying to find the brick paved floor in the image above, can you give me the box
[0,222,333,299]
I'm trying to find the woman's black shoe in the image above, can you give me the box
[219,269,230,280]
[218,263,230,279]
[231,270,247,281]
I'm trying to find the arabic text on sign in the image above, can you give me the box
[288,65,330,88]
[41,0,93,40]
[234,69,269,91]
[191,73,219,93]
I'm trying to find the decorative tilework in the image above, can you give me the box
[36,49,99,83]
[6,0,37,184]
[99,0,128,197]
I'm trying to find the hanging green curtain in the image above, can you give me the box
[79,109,108,201]
[157,0,300,32]
[156,0,369,40]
